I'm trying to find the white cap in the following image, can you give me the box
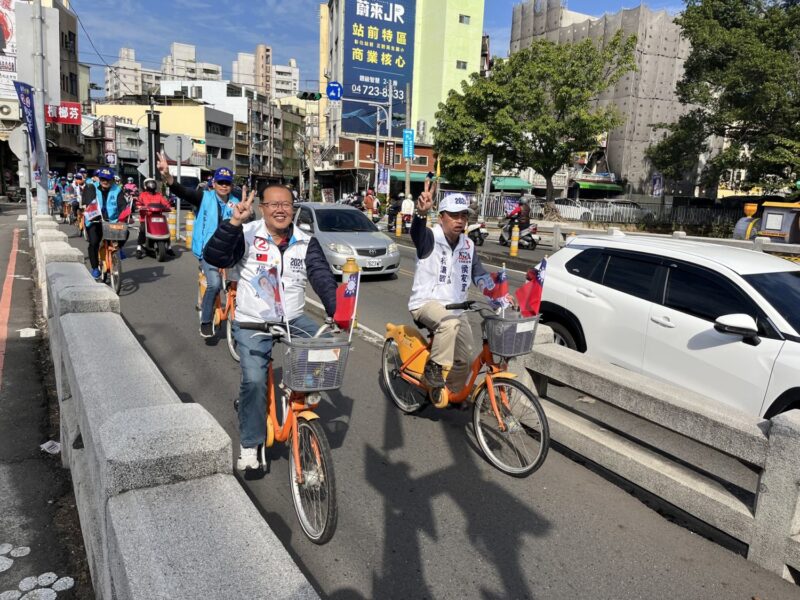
[438,193,470,213]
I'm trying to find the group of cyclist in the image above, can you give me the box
[55,154,515,473]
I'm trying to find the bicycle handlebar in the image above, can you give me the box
[237,321,334,340]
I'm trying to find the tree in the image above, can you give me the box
[433,32,636,201]
[647,0,800,190]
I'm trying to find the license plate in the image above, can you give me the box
[151,217,165,223]
[109,223,124,230]
[366,259,382,268]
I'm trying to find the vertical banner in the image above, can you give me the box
[342,0,415,136]
[13,80,44,182]
[377,164,389,194]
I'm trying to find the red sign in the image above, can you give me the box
[45,102,82,125]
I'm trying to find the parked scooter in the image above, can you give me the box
[498,215,540,250]
[467,220,489,246]
[137,205,172,261]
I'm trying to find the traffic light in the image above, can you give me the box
[297,92,322,101]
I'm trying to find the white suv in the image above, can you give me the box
[540,235,800,418]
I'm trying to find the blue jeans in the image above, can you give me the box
[234,314,320,448]
[199,259,222,324]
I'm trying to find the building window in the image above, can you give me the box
[459,14,471,24]
[412,156,428,166]
[456,61,468,70]
[69,73,78,96]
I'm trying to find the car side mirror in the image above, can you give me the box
[714,313,761,346]
[298,223,312,233]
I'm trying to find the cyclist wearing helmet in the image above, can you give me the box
[82,167,130,279]
[135,178,174,259]
[157,152,240,338]
[123,176,138,196]
[408,187,513,392]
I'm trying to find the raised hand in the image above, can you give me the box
[156,152,173,185]
[416,175,437,214]
[230,188,256,226]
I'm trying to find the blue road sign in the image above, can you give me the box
[326,82,343,101]
[403,128,415,159]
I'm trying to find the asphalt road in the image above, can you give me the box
[55,215,800,600]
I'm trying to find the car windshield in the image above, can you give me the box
[315,209,378,232]
[743,270,800,333]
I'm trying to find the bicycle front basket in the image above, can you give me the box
[284,337,351,392]
[101,222,127,241]
[484,314,539,358]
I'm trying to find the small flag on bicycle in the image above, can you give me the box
[483,268,509,300]
[515,258,547,317]
[334,271,360,329]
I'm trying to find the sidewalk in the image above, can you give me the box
[0,210,92,599]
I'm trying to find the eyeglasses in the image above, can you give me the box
[263,202,293,210]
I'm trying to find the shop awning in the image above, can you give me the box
[390,170,449,183]
[492,176,532,191]
[576,181,624,192]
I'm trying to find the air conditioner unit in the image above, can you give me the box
[334,153,345,161]
[0,101,20,120]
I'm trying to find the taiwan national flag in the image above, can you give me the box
[483,268,509,300]
[515,258,547,317]
[334,271,360,329]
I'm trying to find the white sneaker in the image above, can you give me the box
[237,445,259,471]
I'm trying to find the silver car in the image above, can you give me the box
[294,202,401,276]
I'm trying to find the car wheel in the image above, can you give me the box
[547,321,578,350]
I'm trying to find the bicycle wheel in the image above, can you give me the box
[381,339,426,413]
[289,418,337,544]
[473,378,549,477]
[110,251,122,294]
[226,318,239,362]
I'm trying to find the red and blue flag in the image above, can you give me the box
[515,258,547,317]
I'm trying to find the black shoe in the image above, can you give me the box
[200,322,214,338]
[423,360,445,388]
[135,249,143,259]
[166,247,175,256]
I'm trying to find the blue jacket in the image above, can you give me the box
[84,184,124,226]
[192,189,239,259]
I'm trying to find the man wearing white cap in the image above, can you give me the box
[408,180,507,392]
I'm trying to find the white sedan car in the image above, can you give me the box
[539,234,800,418]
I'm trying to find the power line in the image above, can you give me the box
[70,0,139,97]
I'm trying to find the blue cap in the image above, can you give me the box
[96,167,115,180]
[213,167,233,183]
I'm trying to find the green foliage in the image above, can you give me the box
[433,32,636,199]
[648,0,800,189]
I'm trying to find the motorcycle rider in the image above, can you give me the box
[157,151,240,338]
[135,178,174,259]
[82,167,130,280]
[408,186,513,393]
[387,192,403,228]
[123,177,138,195]
[401,192,414,219]
[202,184,338,470]
[518,196,532,230]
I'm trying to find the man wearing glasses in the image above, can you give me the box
[203,184,338,470]
[157,153,240,338]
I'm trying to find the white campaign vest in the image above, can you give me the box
[234,220,312,324]
[408,225,475,312]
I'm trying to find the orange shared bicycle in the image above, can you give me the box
[382,300,550,477]
[237,321,349,544]
[197,268,239,361]
[98,221,127,294]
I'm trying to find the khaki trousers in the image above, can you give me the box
[410,301,473,391]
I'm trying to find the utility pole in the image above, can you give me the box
[404,83,411,198]
[32,0,49,215]
[481,153,493,221]
[147,94,160,180]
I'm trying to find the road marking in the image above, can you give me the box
[305,298,385,345]
[0,228,20,393]
[16,215,26,221]
[17,327,39,338]
[13,275,31,281]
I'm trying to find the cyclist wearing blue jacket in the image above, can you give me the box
[81,167,129,279]
[157,151,240,338]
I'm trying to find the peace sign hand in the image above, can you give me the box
[417,175,437,214]
[156,152,173,185]
[230,187,256,226]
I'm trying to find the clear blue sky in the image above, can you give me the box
[76,0,684,92]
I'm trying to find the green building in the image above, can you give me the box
[411,0,485,144]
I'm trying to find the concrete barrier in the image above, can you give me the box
[33,216,319,599]
[522,343,800,582]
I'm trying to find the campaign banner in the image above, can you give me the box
[13,80,34,151]
[0,0,17,99]
[342,0,415,137]
[45,101,81,125]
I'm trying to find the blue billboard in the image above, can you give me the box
[342,0,415,137]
